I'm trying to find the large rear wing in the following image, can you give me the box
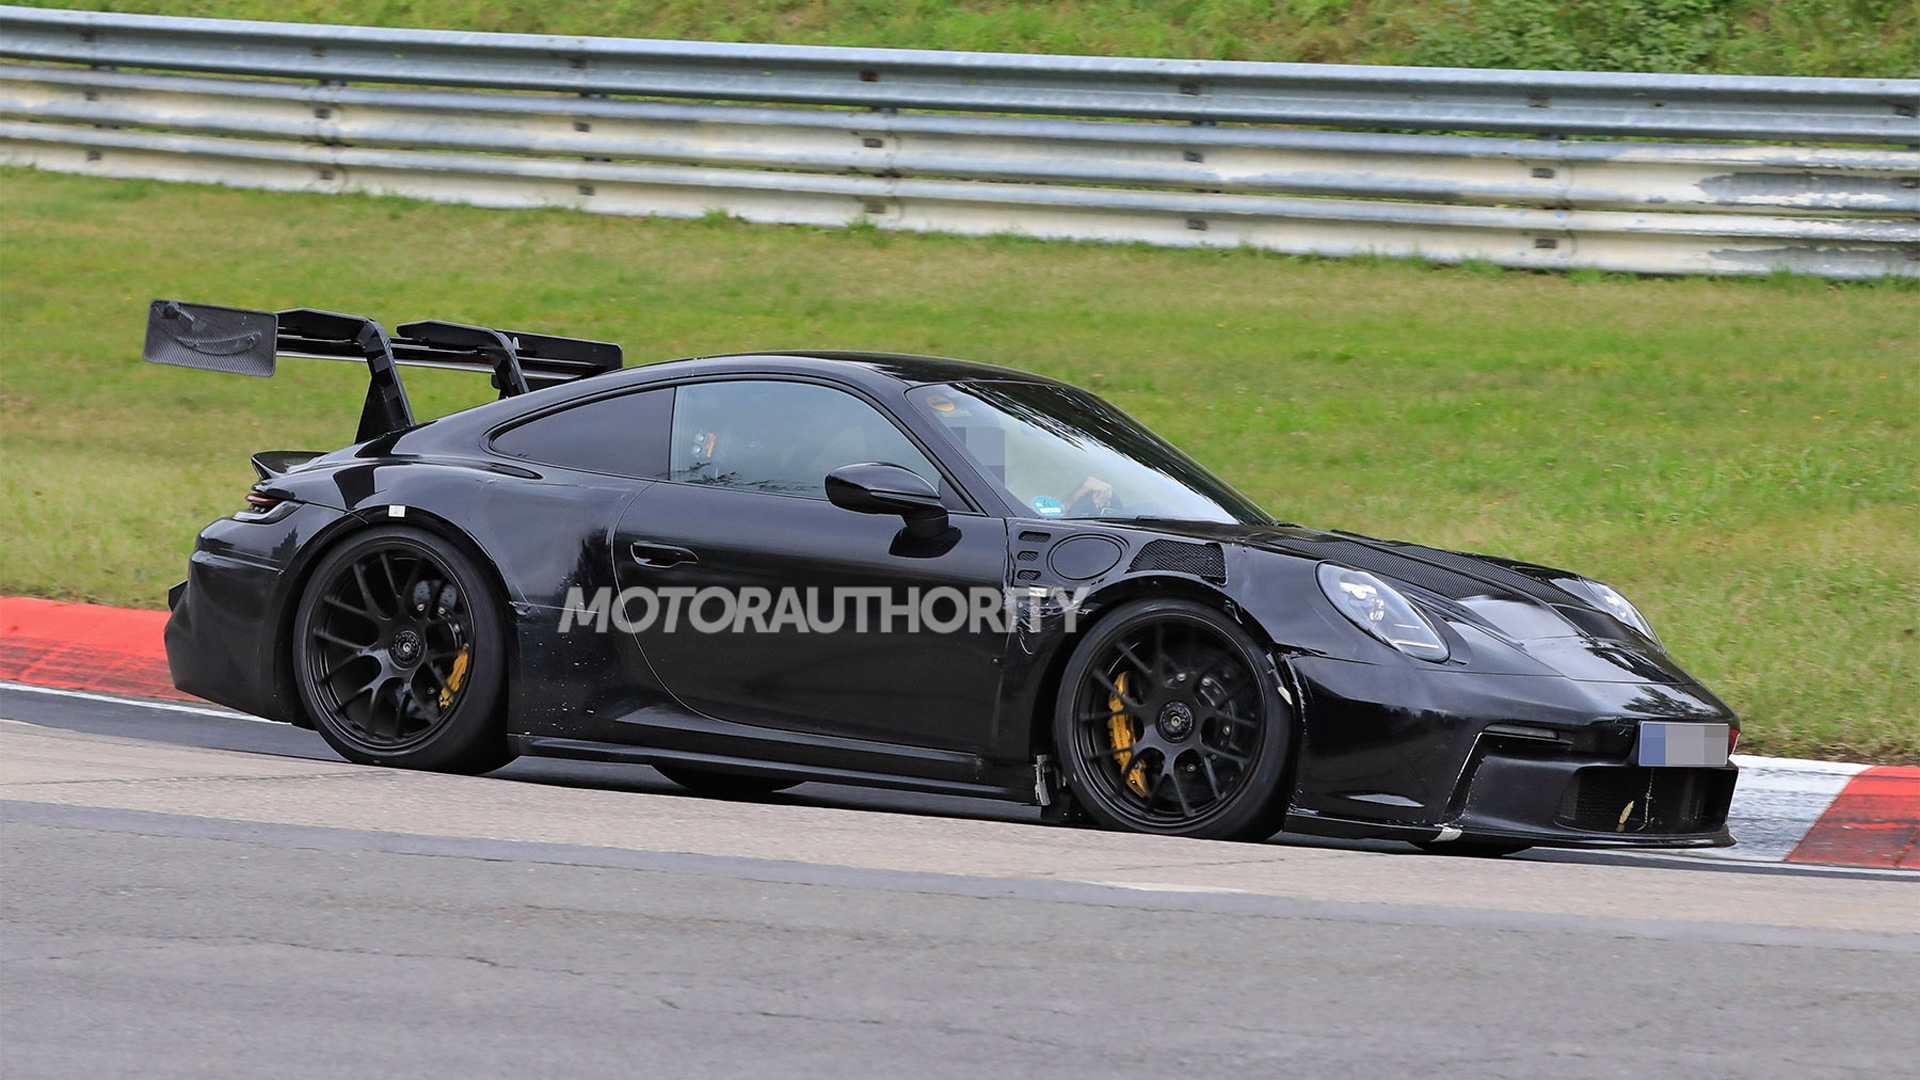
[142,300,622,442]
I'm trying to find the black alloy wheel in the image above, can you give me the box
[291,526,514,774]
[654,765,802,799]
[1054,598,1293,841]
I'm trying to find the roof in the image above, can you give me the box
[628,349,1071,390]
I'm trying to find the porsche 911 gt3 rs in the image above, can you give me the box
[147,299,1739,850]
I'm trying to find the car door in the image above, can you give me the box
[611,377,1011,755]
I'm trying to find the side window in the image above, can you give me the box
[669,380,942,500]
[490,387,672,478]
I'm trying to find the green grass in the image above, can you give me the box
[12,0,1917,76]
[1,167,1915,763]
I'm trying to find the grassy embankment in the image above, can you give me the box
[1,169,1914,760]
[11,0,1916,76]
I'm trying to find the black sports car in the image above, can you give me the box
[147,300,1739,851]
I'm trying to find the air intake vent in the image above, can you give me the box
[1557,766,1731,834]
[1128,540,1225,582]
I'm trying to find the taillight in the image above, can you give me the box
[239,490,293,519]
[1728,728,1740,754]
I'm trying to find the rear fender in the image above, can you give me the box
[283,463,648,735]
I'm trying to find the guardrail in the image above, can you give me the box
[3,6,1917,277]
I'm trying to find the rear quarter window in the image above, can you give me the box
[489,387,672,479]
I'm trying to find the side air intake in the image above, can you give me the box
[1128,540,1226,582]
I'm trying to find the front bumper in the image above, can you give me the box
[1287,655,1739,849]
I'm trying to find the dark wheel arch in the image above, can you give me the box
[1026,575,1298,758]
[289,522,516,773]
[1051,595,1296,841]
[271,508,517,730]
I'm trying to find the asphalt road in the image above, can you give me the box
[2,685,1915,1079]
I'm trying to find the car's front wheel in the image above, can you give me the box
[291,526,514,774]
[1053,598,1293,841]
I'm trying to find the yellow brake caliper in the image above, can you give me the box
[439,649,470,709]
[1107,672,1151,797]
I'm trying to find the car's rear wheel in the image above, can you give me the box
[654,765,801,798]
[291,526,514,774]
[1053,598,1292,841]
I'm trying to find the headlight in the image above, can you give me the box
[1556,577,1661,646]
[1316,565,1449,662]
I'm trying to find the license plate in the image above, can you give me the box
[1636,721,1730,767]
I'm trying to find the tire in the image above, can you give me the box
[291,525,515,774]
[1053,598,1293,841]
[654,765,801,799]
[1412,840,1532,858]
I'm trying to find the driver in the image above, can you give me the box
[1064,474,1115,516]
[1026,474,1117,518]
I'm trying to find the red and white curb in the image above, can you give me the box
[0,596,178,701]
[1691,756,1919,869]
[4,596,1915,869]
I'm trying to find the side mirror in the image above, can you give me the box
[826,462,949,539]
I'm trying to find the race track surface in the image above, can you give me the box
[2,687,1914,1079]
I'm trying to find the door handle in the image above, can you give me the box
[630,542,699,569]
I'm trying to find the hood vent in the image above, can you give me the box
[1293,538,1560,602]
[1396,545,1575,605]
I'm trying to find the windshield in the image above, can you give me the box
[909,381,1269,525]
